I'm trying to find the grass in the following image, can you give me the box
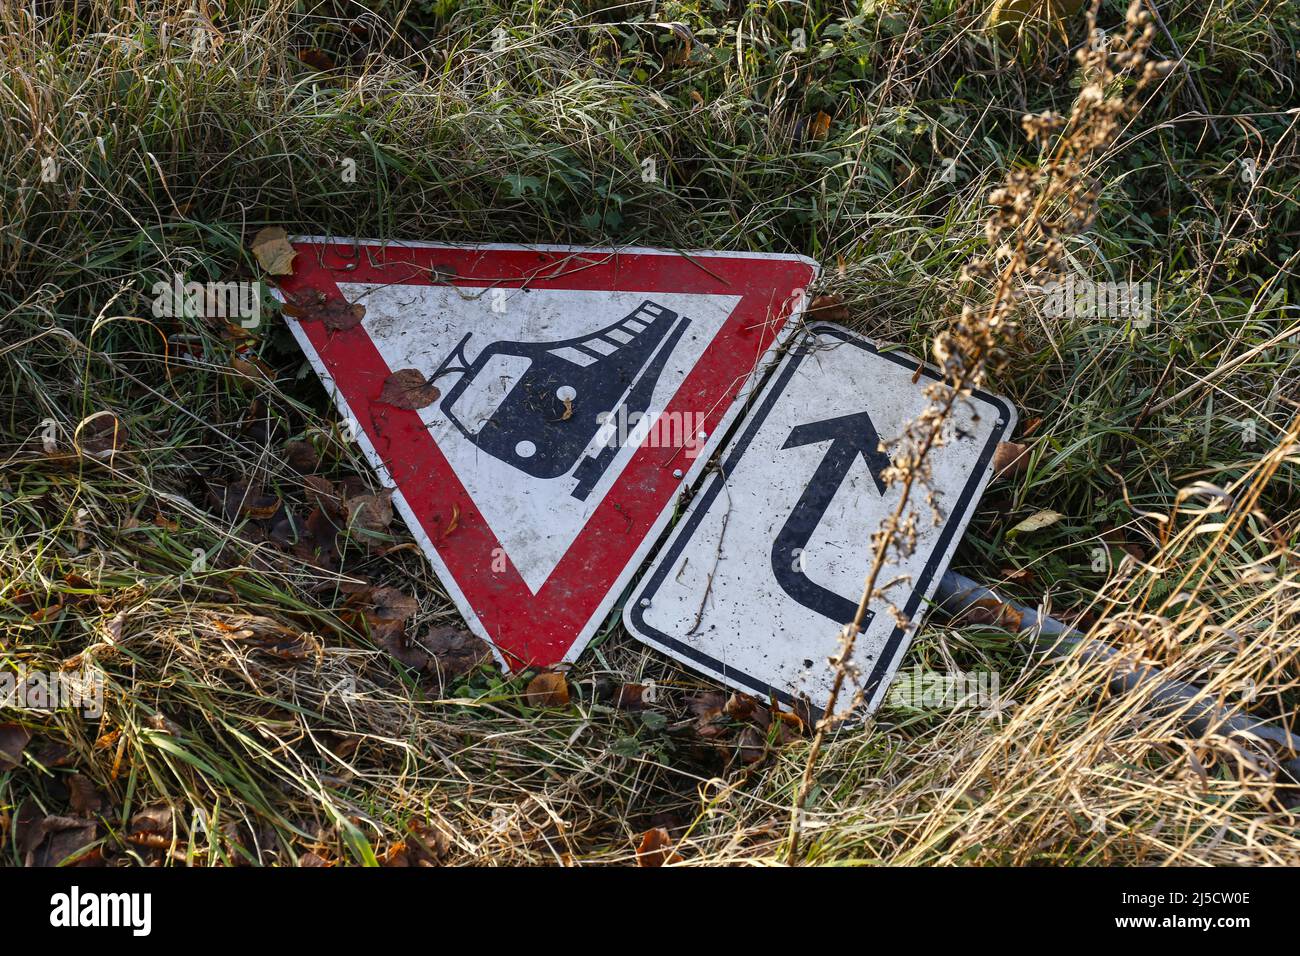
[1,0,1299,865]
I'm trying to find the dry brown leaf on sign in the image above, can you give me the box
[442,502,460,538]
[345,489,393,535]
[992,441,1030,482]
[636,827,682,867]
[378,369,441,410]
[525,672,570,708]
[250,226,297,276]
[0,724,31,770]
[67,774,103,815]
[283,290,366,331]
[316,298,366,331]
[1008,509,1064,536]
[75,411,127,458]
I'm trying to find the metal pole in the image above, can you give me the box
[933,571,1300,786]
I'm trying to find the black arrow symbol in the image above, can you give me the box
[770,410,891,630]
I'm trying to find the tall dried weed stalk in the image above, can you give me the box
[789,1,1174,862]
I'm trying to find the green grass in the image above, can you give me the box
[2,0,1299,865]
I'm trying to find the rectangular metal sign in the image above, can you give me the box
[623,323,1015,714]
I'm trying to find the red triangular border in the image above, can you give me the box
[279,241,817,669]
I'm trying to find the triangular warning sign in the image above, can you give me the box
[278,239,817,670]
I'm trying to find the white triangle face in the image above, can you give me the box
[341,282,743,593]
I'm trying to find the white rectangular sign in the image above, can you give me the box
[624,323,1015,714]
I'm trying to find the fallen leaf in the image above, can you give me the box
[442,502,460,538]
[153,513,180,532]
[377,369,440,410]
[0,724,31,770]
[369,587,418,622]
[33,740,75,768]
[250,226,297,276]
[146,713,186,735]
[33,816,99,867]
[614,683,648,711]
[736,726,766,764]
[67,774,103,815]
[75,411,127,458]
[241,492,281,521]
[998,567,1037,584]
[960,597,1024,631]
[15,801,48,861]
[284,290,366,331]
[422,625,492,685]
[724,693,758,721]
[285,439,320,473]
[303,475,344,519]
[992,441,1030,481]
[805,294,850,324]
[130,805,173,835]
[807,110,832,140]
[297,48,336,71]
[345,490,393,535]
[636,827,682,866]
[404,819,448,865]
[295,506,341,569]
[29,602,64,623]
[774,709,806,737]
[525,672,570,708]
[378,632,431,672]
[687,691,726,719]
[1008,509,1065,536]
